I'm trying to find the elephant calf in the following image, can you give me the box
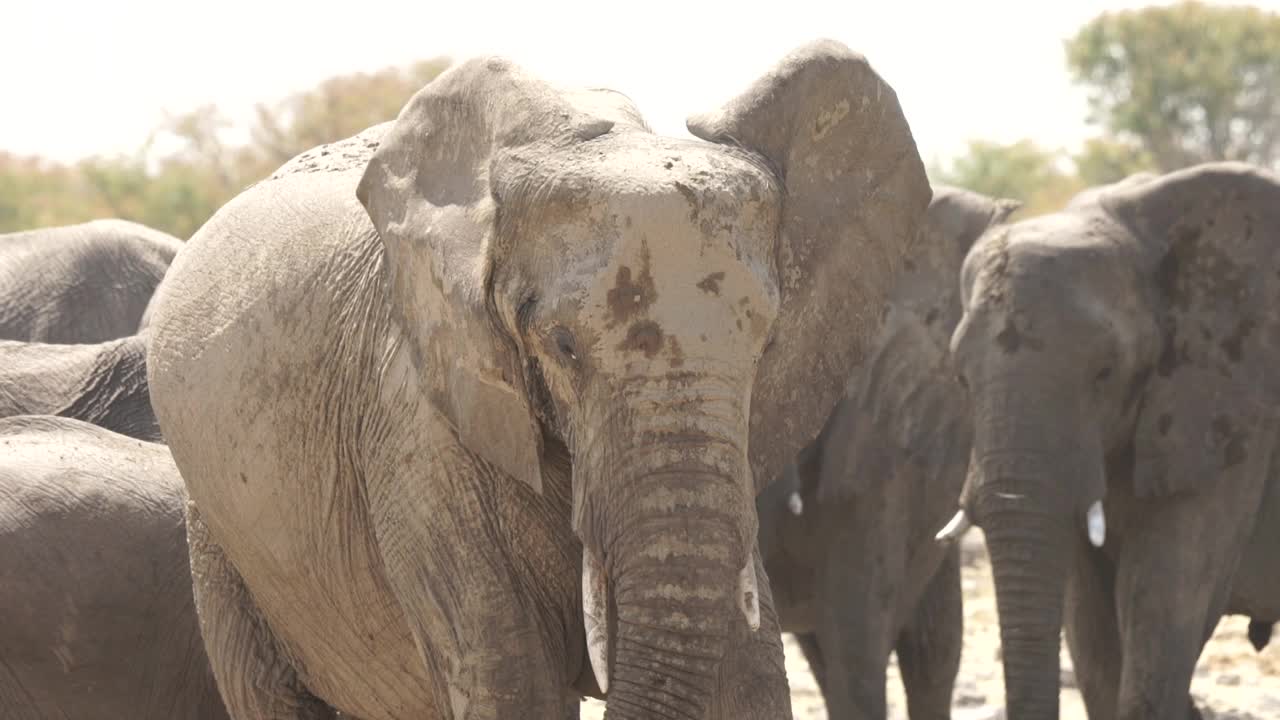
[0,334,160,441]
[0,415,226,719]
[949,163,1280,719]
[0,219,182,343]
[758,186,1018,719]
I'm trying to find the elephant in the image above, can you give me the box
[756,186,1019,719]
[144,40,932,719]
[0,334,160,441]
[0,414,227,719]
[0,219,182,342]
[945,163,1280,719]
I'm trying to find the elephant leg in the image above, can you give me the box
[815,527,898,719]
[1064,536,1121,720]
[795,632,828,695]
[185,503,337,719]
[364,420,570,719]
[896,545,962,720]
[1113,480,1263,720]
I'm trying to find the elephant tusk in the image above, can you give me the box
[934,509,971,543]
[1087,500,1106,547]
[787,491,804,516]
[582,548,610,694]
[738,559,761,631]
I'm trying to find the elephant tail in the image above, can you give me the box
[1248,619,1274,652]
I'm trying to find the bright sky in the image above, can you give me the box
[7,0,1279,166]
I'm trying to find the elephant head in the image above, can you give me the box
[357,40,930,717]
[948,163,1280,717]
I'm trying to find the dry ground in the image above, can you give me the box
[582,531,1280,719]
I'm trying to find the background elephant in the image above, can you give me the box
[145,40,931,719]
[948,163,1280,719]
[0,219,182,342]
[0,414,226,719]
[757,186,1018,719]
[0,334,159,441]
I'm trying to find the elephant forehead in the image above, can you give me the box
[971,214,1119,296]
[511,140,781,301]
[497,133,780,227]
[526,192,780,372]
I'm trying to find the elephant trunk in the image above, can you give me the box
[577,382,759,719]
[982,490,1070,719]
[605,473,754,719]
[970,376,1092,719]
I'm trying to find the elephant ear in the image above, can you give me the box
[1106,163,1280,498]
[688,39,932,493]
[817,187,1015,503]
[357,57,624,493]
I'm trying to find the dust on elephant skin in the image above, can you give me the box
[145,40,932,719]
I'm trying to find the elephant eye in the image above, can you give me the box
[955,372,969,392]
[1094,366,1113,383]
[549,326,578,363]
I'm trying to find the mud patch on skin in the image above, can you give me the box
[1156,333,1187,376]
[618,321,664,359]
[1158,221,1250,313]
[1211,414,1248,468]
[667,336,685,368]
[995,315,1043,354]
[1220,317,1256,363]
[606,242,657,326]
[674,181,700,220]
[697,272,725,296]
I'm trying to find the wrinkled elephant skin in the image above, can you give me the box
[951,163,1280,719]
[146,41,932,719]
[759,186,1018,719]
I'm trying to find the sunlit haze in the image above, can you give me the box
[7,0,1279,165]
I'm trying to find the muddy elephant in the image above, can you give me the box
[946,163,1280,719]
[0,415,226,719]
[0,334,159,441]
[757,186,1018,719]
[0,219,182,342]
[145,40,931,719]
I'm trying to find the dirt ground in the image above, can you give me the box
[582,530,1280,719]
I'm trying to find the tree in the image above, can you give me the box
[1072,137,1156,186]
[931,139,1083,217]
[0,58,452,237]
[248,58,450,171]
[1066,1,1280,171]
[0,153,95,232]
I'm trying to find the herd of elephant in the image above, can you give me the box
[1,38,1278,720]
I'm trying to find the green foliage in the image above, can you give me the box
[1072,137,1156,186]
[1066,1,1280,171]
[249,59,451,171]
[930,140,1084,218]
[940,2,1277,218]
[0,58,450,237]
[0,153,98,231]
